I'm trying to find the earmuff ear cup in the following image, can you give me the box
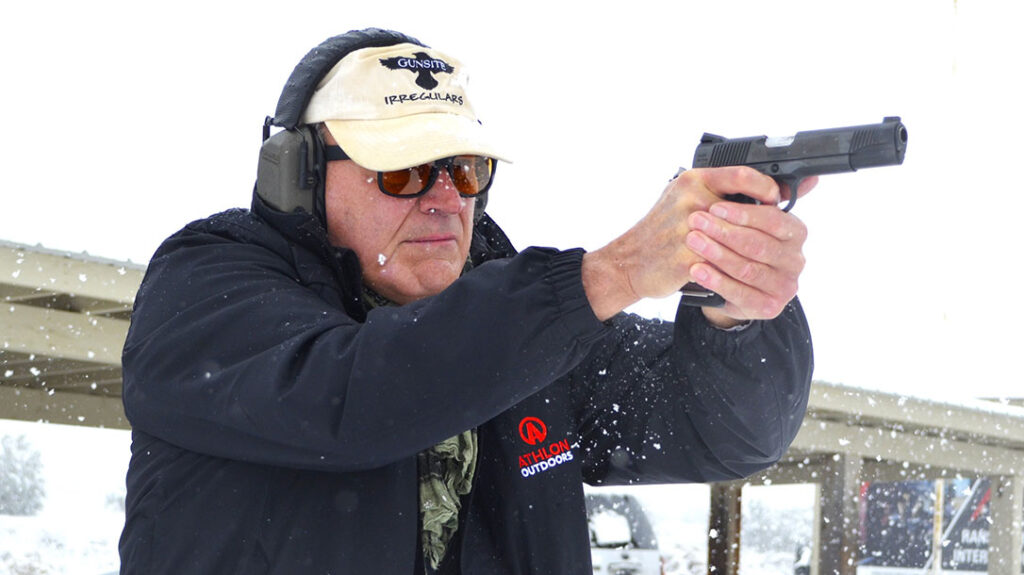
[256,128,319,215]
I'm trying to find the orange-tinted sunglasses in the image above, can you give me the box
[325,145,496,198]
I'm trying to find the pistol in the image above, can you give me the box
[680,116,908,308]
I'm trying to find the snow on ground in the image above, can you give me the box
[1,512,123,574]
[1,419,128,575]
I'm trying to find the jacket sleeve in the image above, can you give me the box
[571,300,813,485]
[121,216,608,472]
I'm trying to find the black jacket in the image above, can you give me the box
[119,196,813,574]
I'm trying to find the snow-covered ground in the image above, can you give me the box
[1,419,128,575]
[0,419,812,575]
[1,512,123,574]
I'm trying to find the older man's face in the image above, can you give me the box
[323,157,475,305]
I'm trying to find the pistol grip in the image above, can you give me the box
[681,174,801,308]
[680,282,726,308]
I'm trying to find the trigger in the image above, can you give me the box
[779,177,801,212]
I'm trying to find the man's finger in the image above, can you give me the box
[689,262,792,320]
[704,202,808,244]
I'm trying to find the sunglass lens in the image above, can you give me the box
[450,156,493,196]
[379,164,434,196]
[378,157,494,197]
[379,169,411,195]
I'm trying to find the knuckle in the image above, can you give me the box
[763,281,798,318]
[781,277,799,300]
[736,167,776,194]
[792,219,808,242]
[745,237,772,262]
[727,282,753,307]
[671,177,709,212]
[763,296,787,318]
[678,170,702,185]
[785,218,808,243]
[676,170,705,194]
[722,165,748,180]
[717,167,752,193]
[793,251,806,273]
[681,241,704,266]
[745,276,799,319]
[737,261,766,285]
[735,166,762,186]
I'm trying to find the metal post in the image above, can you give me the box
[707,482,742,575]
[931,479,944,574]
[989,475,1023,575]
[819,453,862,575]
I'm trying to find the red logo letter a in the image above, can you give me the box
[518,417,547,445]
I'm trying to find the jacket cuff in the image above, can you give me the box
[674,302,765,351]
[544,248,606,343]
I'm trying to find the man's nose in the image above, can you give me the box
[419,168,467,214]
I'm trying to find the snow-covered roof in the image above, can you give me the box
[781,380,1024,480]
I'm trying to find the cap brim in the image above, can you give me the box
[323,114,510,172]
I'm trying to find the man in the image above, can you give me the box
[119,28,814,574]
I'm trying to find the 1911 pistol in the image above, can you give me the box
[680,116,908,308]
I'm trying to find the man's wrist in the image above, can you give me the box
[581,249,638,322]
[701,307,751,330]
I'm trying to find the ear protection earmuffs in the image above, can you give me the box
[256,28,425,222]
[255,125,323,216]
[255,28,491,224]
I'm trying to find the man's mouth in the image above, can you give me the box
[406,233,457,244]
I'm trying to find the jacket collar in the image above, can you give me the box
[251,191,333,254]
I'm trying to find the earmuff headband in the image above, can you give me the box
[271,28,425,130]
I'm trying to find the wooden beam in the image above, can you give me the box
[0,303,127,365]
[791,417,1024,478]
[0,385,128,429]
[809,381,1024,448]
[754,455,970,487]
[1,242,143,306]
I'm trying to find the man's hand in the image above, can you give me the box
[687,181,814,327]
[581,166,815,325]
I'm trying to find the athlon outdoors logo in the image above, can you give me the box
[518,417,547,445]
[379,52,454,90]
[517,416,574,479]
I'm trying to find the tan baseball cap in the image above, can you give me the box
[302,43,509,171]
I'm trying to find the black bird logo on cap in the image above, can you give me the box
[379,52,455,90]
